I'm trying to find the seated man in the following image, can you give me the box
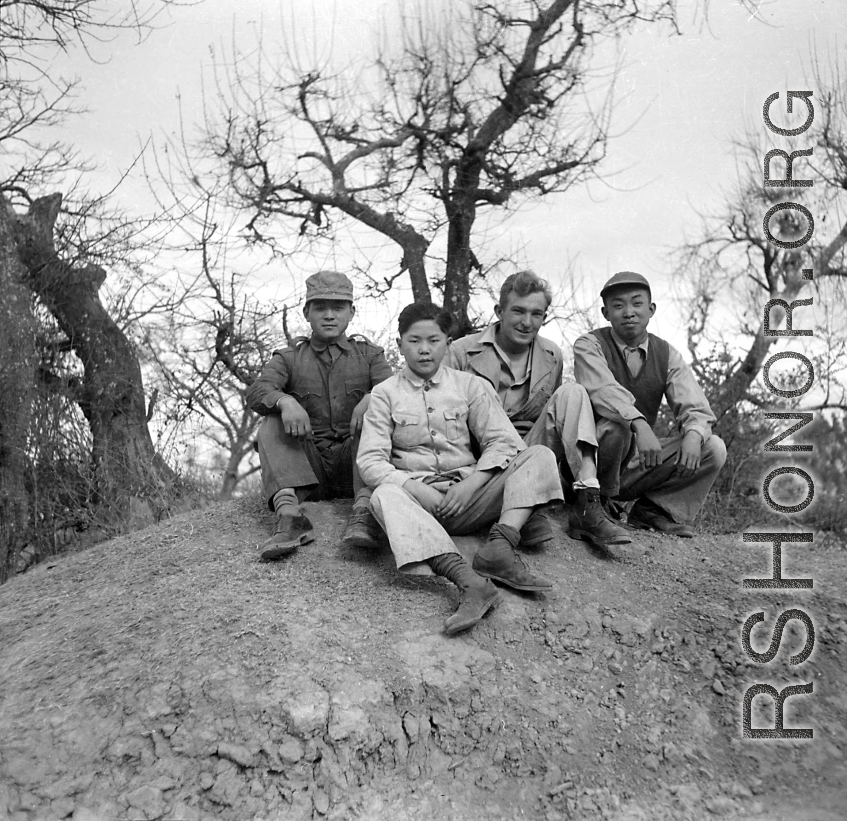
[446,270,630,557]
[246,271,393,559]
[357,302,563,636]
[574,271,726,537]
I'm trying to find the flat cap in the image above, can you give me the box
[600,271,652,300]
[304,270,354,303]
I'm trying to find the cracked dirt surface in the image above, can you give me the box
[1,497,845,821]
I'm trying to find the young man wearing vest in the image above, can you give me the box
[446,271,631,558]
[247,271,393,559]
[573,271,726,537]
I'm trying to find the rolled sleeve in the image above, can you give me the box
[573,334,645,427]
[665,346,716,442]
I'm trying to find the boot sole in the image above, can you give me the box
[628,519,694,538]
[567,526,632,548]
[566,528,629,561]
[473,570,553,593]
[341,533,381,549]
[260,531,315,561]
[444,591,503,635]
[519,535,555,549]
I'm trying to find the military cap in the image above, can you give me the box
[304,270,354,304]
[600,271,652,300]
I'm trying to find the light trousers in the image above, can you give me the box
[371,445,563,575]
[523,382,597,483]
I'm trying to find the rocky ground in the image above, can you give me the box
[1,497,846,821]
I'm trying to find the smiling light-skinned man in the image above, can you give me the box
[446,271,631,558]
[573,271,726,537]
[247,271,393,559]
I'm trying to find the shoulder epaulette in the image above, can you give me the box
[274,336,309,355]
[348,333,382,348]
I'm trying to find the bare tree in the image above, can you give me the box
[0,0,191,576]
[674,61,847,424]
[138,183,299,499]
[0,200,38,575]
[185,0,692,334]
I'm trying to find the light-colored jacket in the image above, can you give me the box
[357,364,525,489]
[445,324,563,435]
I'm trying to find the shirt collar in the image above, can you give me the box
[401,363,446,387]
[610,328,649,353]
[309,333,351,353]
[479,323,499,345]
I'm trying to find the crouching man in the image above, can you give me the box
[246,271,393,559]
[357,302,563,636]
[574,271,726,537]
[446,271,631,558]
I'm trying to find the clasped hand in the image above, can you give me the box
[404,472,491,519]
[633,420,701,477]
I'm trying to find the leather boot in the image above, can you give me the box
[628,499,694,538]
[342,507,382,549]
[259,512,314,560]
[567,488,631,559]
[429,553,502,635]
[472,523,553,592]
[520,510,554,548]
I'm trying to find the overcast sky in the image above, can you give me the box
[46,0,843,349]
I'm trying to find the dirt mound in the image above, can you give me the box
[1,498,846,821]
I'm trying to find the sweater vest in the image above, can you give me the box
[591,328,669,427]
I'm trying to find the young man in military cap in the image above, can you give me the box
[446,270,631,558]
[247,271,393,559]
[573,271,726,537]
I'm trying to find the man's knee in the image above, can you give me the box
[703,434,727,469]
[522,444,559,471]
[372,483,402,512]
[552,381,589,401]
[596,419,631,449]
[257,414,285,445]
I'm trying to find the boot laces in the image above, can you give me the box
[510,548,531,571]
[585,489,602,507]
[576,488,602,516]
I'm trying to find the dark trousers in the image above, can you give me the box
[595,418,726,523]
[257,415,369,511]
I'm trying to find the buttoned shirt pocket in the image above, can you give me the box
[443,407,469,441]
[391,411,420,447]
[345,377,367,402]
[289,377,323,401]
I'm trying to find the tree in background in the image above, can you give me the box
[673,62,847,530]
[134,172,312,500]
[676,62,847,421]
[0,0,185,578]
[185,0,699,335]
[0,201,38,576]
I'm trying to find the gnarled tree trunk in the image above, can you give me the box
[0,199,38,579]
[11,193,174,533]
